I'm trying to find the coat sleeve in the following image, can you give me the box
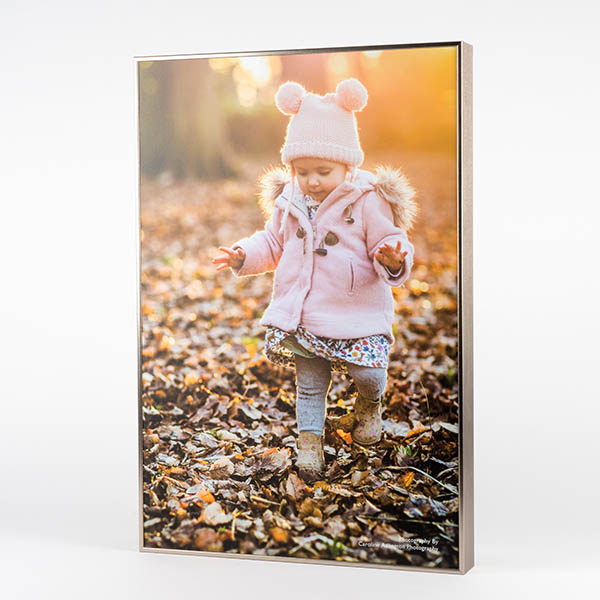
[362,191,414,287]
[231,207,284,277]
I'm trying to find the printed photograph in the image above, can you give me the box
[138,44,460,569]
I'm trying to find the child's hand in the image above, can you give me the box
[212,246,246,271]
[375,240,407,272]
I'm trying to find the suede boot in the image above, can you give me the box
[297,431,325,482]
[352,395,382,445]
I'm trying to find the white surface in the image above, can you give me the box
[1,0,599,598]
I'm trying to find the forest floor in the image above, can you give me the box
[139,151,460,569]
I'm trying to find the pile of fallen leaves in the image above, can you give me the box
[140,154,460,568]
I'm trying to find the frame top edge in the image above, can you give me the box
[133,40,468,62]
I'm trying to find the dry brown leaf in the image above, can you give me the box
[305,515,323,529]
[257,448,290,476]
[200,502,233,526]
[401,471,414,488]
[193,527,223,552]
[285,472,311,503]
[209,457,234,479]
[298,498,317,519]
[323,515,347,540]
[406,425,430,438]
[184,373,197,386]
[269,527,290,544]
[336,429,352,444]
[351,470,370,487]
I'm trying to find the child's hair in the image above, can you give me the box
[274,78,369,232]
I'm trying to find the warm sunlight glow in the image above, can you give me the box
[208,58,235,73]
[236,82,257,107]
[239,56,272,86]
[328,53,350,79]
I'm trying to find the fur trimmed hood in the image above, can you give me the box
[257,165,417,231]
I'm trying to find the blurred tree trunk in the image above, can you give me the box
[169,59,238,179]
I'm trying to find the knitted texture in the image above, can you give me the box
[276,78,368,167]
[294,355,331,435]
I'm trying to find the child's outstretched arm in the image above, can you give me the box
[363,192,415,287]
[219,210,284,277]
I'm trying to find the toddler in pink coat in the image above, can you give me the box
[213,78,417,481]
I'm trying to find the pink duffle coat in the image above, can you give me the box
[232,166,417,343]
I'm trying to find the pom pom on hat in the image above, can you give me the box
[275,81,306,115]
[335,78,368,112]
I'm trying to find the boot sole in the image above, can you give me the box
[352,434,382,446]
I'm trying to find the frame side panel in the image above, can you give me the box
[135,59,145,553]
[458,41,474,574]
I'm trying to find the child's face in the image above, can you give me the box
[292,158,348,202]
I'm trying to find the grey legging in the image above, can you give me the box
[294,354,387,435]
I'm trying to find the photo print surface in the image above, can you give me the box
[138,42,470,572]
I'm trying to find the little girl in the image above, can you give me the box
[213,78,416,481]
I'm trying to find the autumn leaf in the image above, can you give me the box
[406,425,430,438]
[209,457,235,479]
[256,448,290,478]
[184,373,197,386]
[400,471,414,488]
[200,502,233,526]
[159,336,174,352]
[336,429,352,444]
[440,421,459,434]
[285,471,311,503]
[193,528,223,552]
[269,527,290,544]
[184,485,215,505]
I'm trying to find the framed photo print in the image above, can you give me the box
[136,41,473,574]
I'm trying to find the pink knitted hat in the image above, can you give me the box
[275,78,368,167]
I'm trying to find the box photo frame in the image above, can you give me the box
[136,41,473,574]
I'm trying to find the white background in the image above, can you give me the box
[1,0,599,598]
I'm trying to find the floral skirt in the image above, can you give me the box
[264,325,390,373]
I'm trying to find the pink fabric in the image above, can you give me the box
[232,169,414,343]
[276,78,367,167]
